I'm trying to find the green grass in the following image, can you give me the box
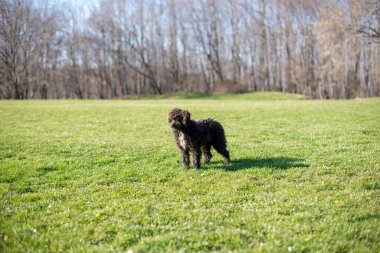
[1,93,379,252]
[124,91,309,100]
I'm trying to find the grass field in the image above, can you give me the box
[1,93,379,252]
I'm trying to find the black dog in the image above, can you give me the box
[168,108,230,169]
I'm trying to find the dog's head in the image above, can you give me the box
[168,108,191,130]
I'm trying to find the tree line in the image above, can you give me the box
[1,0,379,99]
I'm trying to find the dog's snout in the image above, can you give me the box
[170,120,176,126]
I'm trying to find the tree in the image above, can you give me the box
[0,0,379,99]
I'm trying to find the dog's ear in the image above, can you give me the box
[182,110,190,126]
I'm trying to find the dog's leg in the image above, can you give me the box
[213,143,230,165]
[222,150,230,165]
[181,150,190,169]
[202,144,212,164]
[192,148,201,169]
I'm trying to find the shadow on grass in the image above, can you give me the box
[216,157,309,171]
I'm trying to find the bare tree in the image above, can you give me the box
[1,0,379,99]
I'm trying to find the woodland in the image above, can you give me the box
[0,0,379,99]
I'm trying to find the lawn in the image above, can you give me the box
[0,93,379,252]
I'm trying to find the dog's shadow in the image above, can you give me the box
[211,157,309,171]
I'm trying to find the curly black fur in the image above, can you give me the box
[168,108,230,169]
